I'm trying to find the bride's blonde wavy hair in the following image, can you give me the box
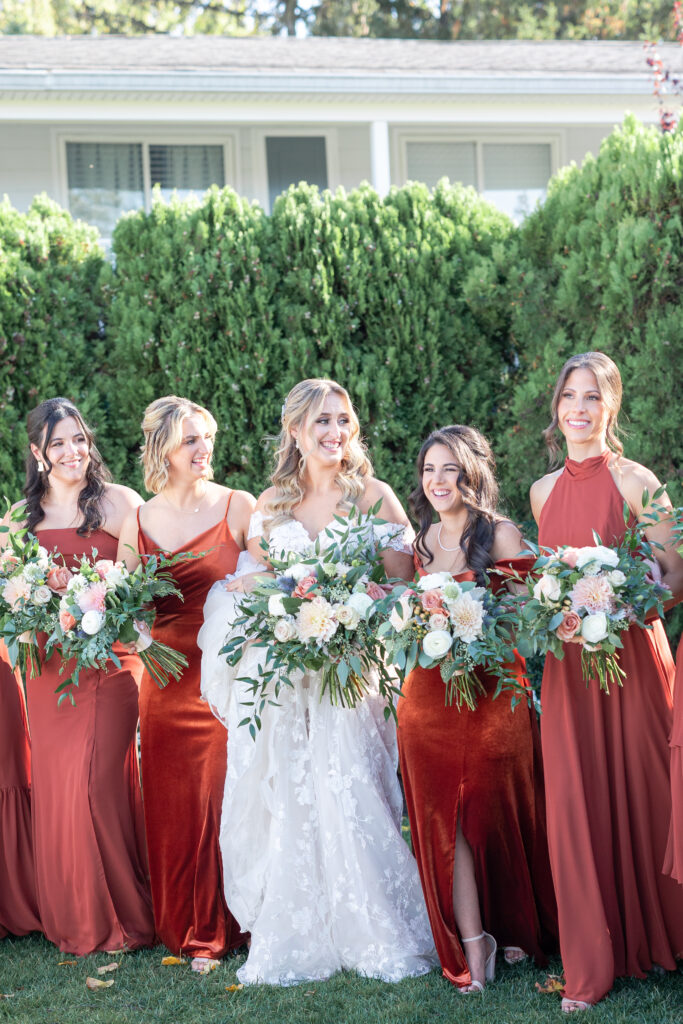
[263,379,373,536]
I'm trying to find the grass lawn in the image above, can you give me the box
[0,935,681,1024]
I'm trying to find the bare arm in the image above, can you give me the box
[618,464,683,608]
[363,479,414,582]
[116,508,142,572]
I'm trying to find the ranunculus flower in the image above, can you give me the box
[570,575,614,615]
[273,617,297,643]
[422,630,452,659]
[81,609,105,635]
[428,612,450,631]
[32,585,53,606]
[556,610,582,642]
[94,559,115,580]
[59,605,76,632]
[581,612,609,645]
[47,565,73,592]
[389,591,414,632]
[421,589,445,613]
[575,545,619,570]
[293,574,318,599]
[448,593,485,643]
[418,572,453,592]
[268,594,287,617]
[77,581,108,614]
[2,576,32,610]
[296,597,338,643]
[346,591,374,618]
[560,547,581,568]
[533,573,562,604]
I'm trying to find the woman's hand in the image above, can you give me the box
[121,619,153,655]
[225,571,272,594]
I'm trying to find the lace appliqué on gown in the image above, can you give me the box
[198,517,436,986]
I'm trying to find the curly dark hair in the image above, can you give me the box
[24,397,111,536]
[409,425,501,586]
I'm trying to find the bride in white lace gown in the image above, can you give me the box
[199,379,437,986]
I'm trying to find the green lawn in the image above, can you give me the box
[0,935,681,1024]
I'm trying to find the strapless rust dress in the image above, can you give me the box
[26,528,154,954]
[539,452,683,1004]
[397,559,557,988]
[137,496,247,958]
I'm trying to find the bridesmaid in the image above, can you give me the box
[397,425,557,994]
[117,395,254,971]
[5,397,154,954]
[530,351,683,1012]
[0,649,40,938]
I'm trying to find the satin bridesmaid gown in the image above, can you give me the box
[27,528,154,954]
[539,451,683,1005]
[0,646,40,938]
[664,635,683,885]
[137,494,247,959]
[397,559,557,988]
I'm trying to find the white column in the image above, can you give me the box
[369,120,391,197]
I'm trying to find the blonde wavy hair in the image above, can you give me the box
[544,351,624,465]
[140,395,217,494]
[263,379,373,535]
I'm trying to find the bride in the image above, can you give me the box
[199,378,437,986]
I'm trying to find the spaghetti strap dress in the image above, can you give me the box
[26,528,154,954]
[397,558,557,988]
[137,494,247,959]
[538,451,683,1004]
[664,635,683,884]
[0,645,40,938]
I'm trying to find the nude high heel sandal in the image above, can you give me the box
[457,931,497,993]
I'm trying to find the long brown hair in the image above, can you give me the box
[544,351,624,464]
[410,425,500,585]
[24,398,111,535]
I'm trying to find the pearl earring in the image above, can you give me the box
[36,460,44,473]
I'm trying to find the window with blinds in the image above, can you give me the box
[266,137,328,211]
[406,142,476,190]
[149,144,225,202]
[66,142,144,239]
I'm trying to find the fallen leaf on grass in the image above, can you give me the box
[86,977,114,990]
[225,984,244,992]
[0,994,15,999]
[304,990,316,996]
[57,961,78,967]
[161,956,186,966]
[535,974,565,994]
[96,963,119,975]
[197,961,217,975]
[104,948,126,955]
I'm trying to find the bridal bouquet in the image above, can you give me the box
[0,525,61,681]
[512,529,668,693]
[378,572,518,710]
[221,507,401,735]
[47,552,189,703]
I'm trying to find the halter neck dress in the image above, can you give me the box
[137,494,247,959]
[397,557,557,988]
[538,451,683,1004]
[27,528,154,954]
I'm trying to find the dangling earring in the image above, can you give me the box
[36,460,44,473]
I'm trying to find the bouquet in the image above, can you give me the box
[512,524,669,693]
[0,523,61,682]
[47,552,189,704]
[379,571,519,710]
[221,506,402,736]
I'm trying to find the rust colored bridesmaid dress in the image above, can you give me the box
[0,646,40,938]
[397,560,558,989]
[539,451,683,1005]
[26,529,154,954]
[664,635,683,885]
[137,494,247,959]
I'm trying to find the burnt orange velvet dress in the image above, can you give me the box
[539,452,683,1004]
[137,495,247,959]
[664,635,683,885]
[397,560,557,989]
[26,529,154,954]
[0,646,40,938]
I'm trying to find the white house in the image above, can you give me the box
[0,35,679,241]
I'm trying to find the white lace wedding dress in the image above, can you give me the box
[198,513,437,986]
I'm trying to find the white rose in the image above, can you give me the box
[81,610,105,635]
[608,569,626,587]
[334,603,360,629]
[36,546,50,570]
[575,545,619,570]
[418,572,453,592]
[32,585,53,606]
[533,573,562,604]
[273,617,297,643]
[389,592,413,632]
[268,594,287,617]
[428,612,450,631]
[581,612,609,645]
[422,630,452,659]
[346,592,374,618]
[287,562,311,583]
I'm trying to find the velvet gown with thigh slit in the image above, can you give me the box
[397,560,558,989]
[664,634,683,885]
[0,645,40,938]
[539,451,683,1005]
[137,494,247,959]
[26,529,154,955]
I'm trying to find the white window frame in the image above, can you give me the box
[251,126,339,213]
[54,130,237,242]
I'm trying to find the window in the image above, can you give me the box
[404,137,554,222]
[266,136,328,211]
[65,140,228,240]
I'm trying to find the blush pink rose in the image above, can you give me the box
[560,547,581,568]
[293,574,318,600]
[94,559,115,580]
[556,610,582,642]
[59,606,76,632]
[365,581,386,601]
[421,589,445,613]
[76,581,108,614]
[47,566,74,592]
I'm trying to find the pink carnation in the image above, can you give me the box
[560,547,581,569]
[569,575,615,615]
[556,610,582,642]
[293,574,318,600]
[76,581,108,614]
[94,559,115,580]
[421,589,445,613]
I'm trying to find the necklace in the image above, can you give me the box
[162,484,207,515]
[437,523,461,552]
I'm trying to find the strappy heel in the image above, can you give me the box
[457,930,497,993]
